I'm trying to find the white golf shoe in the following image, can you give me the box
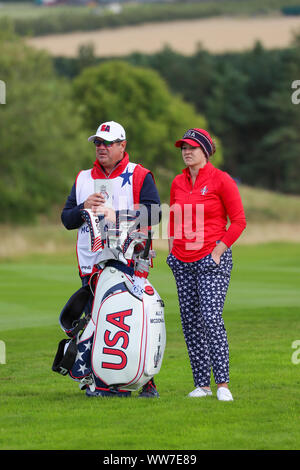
[217,387,233,401]
[188,387,212,398]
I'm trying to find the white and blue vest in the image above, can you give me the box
[75,161,149,276]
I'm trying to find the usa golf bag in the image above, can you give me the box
[52,209,166,392]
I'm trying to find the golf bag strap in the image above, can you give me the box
[69,314,91,338]
[59,285,91,337]
[52,338,77,376]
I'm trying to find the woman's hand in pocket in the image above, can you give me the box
[211,242,228,265]
[211,251,221,265]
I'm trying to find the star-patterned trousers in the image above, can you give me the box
[167,249,233,387]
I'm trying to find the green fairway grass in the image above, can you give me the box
[0,243,300,450]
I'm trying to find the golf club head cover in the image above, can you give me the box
[81,208,105,253]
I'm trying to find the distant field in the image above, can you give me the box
[26,16,300,57]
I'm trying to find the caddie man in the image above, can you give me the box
[61,120,161,398]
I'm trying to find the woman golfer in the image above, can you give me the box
[167,128,246,401]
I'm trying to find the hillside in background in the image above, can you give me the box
[26,16,300,56]
[1,184,299,259]
[1,0,300,37]
[239,185,300,223]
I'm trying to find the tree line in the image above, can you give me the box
[0,27,219,223]
[55,39,300,195]
[1,25,300,224]
[127,43,300,195]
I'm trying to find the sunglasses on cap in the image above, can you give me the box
[93,139,121,148]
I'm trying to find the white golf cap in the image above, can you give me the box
[88,121,126,142]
